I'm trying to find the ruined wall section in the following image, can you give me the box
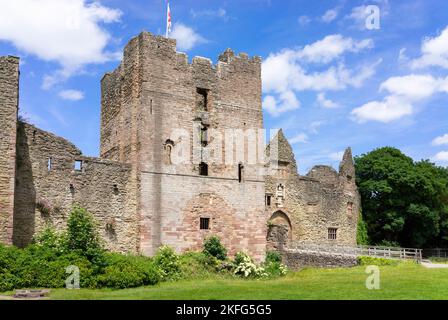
[13,123,138,252]
[0,56,19,245]
[266,132,359,247]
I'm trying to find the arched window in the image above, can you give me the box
[164,139,175,165]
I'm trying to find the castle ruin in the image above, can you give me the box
[0,32,360,261]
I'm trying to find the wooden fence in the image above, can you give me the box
[287,242,423,262]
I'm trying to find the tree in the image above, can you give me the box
[355,147,448,248]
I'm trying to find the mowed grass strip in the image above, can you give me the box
[45,263,448,300]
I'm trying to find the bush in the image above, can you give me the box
[264,261,288,277]
[97,254,161,289]
[233,252,267,278]
[67,206,102,253]
[265,251,282,264]
[358,256,400,266]
[153,246,180,281]
[203,236,227,261]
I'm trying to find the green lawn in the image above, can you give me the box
[31,262,448,300]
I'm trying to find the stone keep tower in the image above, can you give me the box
[100,32,267,259]
[0,56,19,245]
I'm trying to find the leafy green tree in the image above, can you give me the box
[355,147,448,248]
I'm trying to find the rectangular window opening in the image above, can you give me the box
[199,162,208,176]
[328,228,337,240]
[47,157,52,171]
[347,202,354,216]
[200,217,210,230]
[196,88,208,111]
[265,195,272,207]
[74,160,83,171]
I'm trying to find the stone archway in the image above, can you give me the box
[267,211,292,251]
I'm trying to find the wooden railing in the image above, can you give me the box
[287,242,423,262]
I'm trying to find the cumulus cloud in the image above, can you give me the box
[289,133,308,144]
[262,34,376,116]
[170,22,206,51]
[321,8,339,23]
[0,0,122,89]
[317,93,340,109]
[352,74,448,123]
[432,134,448,146]
[297,35,373,64]
[411,26,448,69]
[432,151,448,163]
[351,96,413,123]
[59,89,84,101]
[263,91,300,117]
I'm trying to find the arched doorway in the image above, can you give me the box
[267,211,292,250]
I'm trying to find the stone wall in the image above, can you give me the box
[0,56,19,245]
[266,131,360,248]
[13,122,138,252]
[281,249,358,270]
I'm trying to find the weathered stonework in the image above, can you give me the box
[266,130,360,249]
[0,31,361,264]
[0,56,19,245]
[282,249,358,270]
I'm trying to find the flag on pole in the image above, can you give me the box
[166,2,172,38]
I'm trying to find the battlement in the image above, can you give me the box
[102,31,261,82]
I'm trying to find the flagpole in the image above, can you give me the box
[166,1,171,38]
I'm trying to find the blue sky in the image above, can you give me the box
[1,0,448,174]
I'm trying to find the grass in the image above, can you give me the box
[14,262,448,300]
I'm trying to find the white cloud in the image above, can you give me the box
[289,133,308,144]
[170,22,205,51]
[317,93,340,109]
[0,0,122,89]
[321,8,338,23]
[262,34,377,117]
[351,96,413,123]
[263,91,300,117]
[346,2,389,30]
[412,26,448,69]
[297,35,373,64]
[379,74,441,100]
[329,151,344,161]
[432,134,448,146]
[352,74,448,123]
[432,151,448,163]
[59,89,84,101]
[298,15,311,26]
[262,36,376,94]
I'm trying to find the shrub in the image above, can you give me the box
[153,246,180,281]
[265,251,282,264]
[67,206,102,253]
[233,252,267,278]
[97,254,161,289]
[203,236,227,261]
[264,261,288,277]
[178,252,222,279]
[357,256,400,266]
[33,226,68,255]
